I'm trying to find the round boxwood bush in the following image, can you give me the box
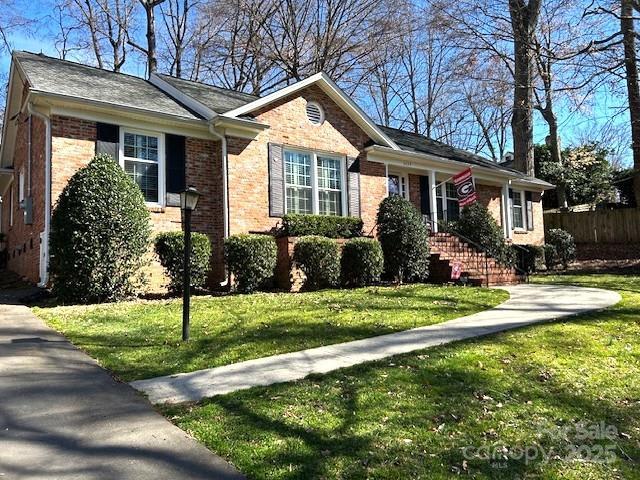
[376,196,430,283]
[545,228,576,268]
[49,154,151,303]
[293,236,341,290]
[341,238,384,287]
[154,231,212,294]
[452,203,516,266]
[224,234,277,293]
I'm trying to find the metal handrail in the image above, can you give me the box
[424,212,528,286]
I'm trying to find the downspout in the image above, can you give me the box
[28,104,51,287]
[208,123,229,287]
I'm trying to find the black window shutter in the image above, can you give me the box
[419,175,431,215]
[95,123,119,160]
[346,156,361,217]
[525,191,534,231]
[268,143,285,217]
[166,134,186,193]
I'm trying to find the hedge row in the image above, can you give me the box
[281,214,363,238]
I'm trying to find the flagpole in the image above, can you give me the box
[434,166,474,190]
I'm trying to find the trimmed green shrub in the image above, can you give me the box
[50,154,151,303]
[224,234,277,293]
[282,214,363,238]
[341,238,384,287]
[513,244,545,273]
[376,196,430,283]
[293,236,341,290]
[452,203,516,266]
[154,232,212,294]
[545,228,576,268]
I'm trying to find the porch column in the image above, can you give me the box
[429,169,438,232]
[501,182,512,239]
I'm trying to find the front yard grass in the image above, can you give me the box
[161,273,639,479]
[34,284,507,381]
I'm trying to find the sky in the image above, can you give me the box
[0,1,634,168]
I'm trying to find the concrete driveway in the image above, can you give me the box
[0,302,244,480]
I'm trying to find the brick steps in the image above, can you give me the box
[428,232,524,286]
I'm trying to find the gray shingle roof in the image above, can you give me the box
[15,51,202,120]
[157,74,258,114]
[378,125,536,180]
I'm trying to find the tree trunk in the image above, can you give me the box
[509,0,540,177]
[146,3,157,74]
[621,0,640,205]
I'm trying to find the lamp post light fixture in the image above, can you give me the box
[180,186,201,341]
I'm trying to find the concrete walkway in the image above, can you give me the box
[132,284,621,404]
[0,302,244,480]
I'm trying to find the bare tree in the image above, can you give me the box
[509,0,541,176]
[620,0,640,203]
[58,0,135,71]
[160,0,197,77]
[128,0,166,75]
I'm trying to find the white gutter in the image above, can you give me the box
[208,123,230,287]
[28,103,51,287]
[366,145,554,190]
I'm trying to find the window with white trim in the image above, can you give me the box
[120,130,164,204]
[18,168,25,204]
[436,182,459,222]
[511,189,525,229]
[387,173,408,199]
[284,148,345,216]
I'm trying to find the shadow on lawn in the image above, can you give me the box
[194,335,639,479]
[171,284,640,479]
[42,286,506,381]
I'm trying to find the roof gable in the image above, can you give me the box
[221,73,399,150]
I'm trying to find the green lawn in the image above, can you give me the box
[162,273,639,480]
[34,284,507,381]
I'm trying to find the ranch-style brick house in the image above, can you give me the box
[0,52,553,288]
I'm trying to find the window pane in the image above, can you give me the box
[388,175,400,196]
[512,191,523,207]
[447,199,460,221]
[125,160,158,203]
[437,197,444,220]
[319,190,342,216]
[512,206,524,229]
[446,182,457,199]
[285,151,311,187]
[286,186,312,214]
[123,132,159,163]
[317,156,341,190]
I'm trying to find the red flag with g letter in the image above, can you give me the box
[453,168,477,207]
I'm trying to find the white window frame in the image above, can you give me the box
[510,189,526,231]
[283,147,347,216]
[119,128,165,207]
[18,168,25,204]
[437,181,459,222]
[387,171,409,199]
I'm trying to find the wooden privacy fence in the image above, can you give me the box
[544,208,640,243]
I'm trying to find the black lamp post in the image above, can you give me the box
[180,186,201,341]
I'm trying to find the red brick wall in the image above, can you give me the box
[5,113,224,290]
[186,137,225,283]
[2,110,47,283]
[227,85,386,235]
[475,183,545,246]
